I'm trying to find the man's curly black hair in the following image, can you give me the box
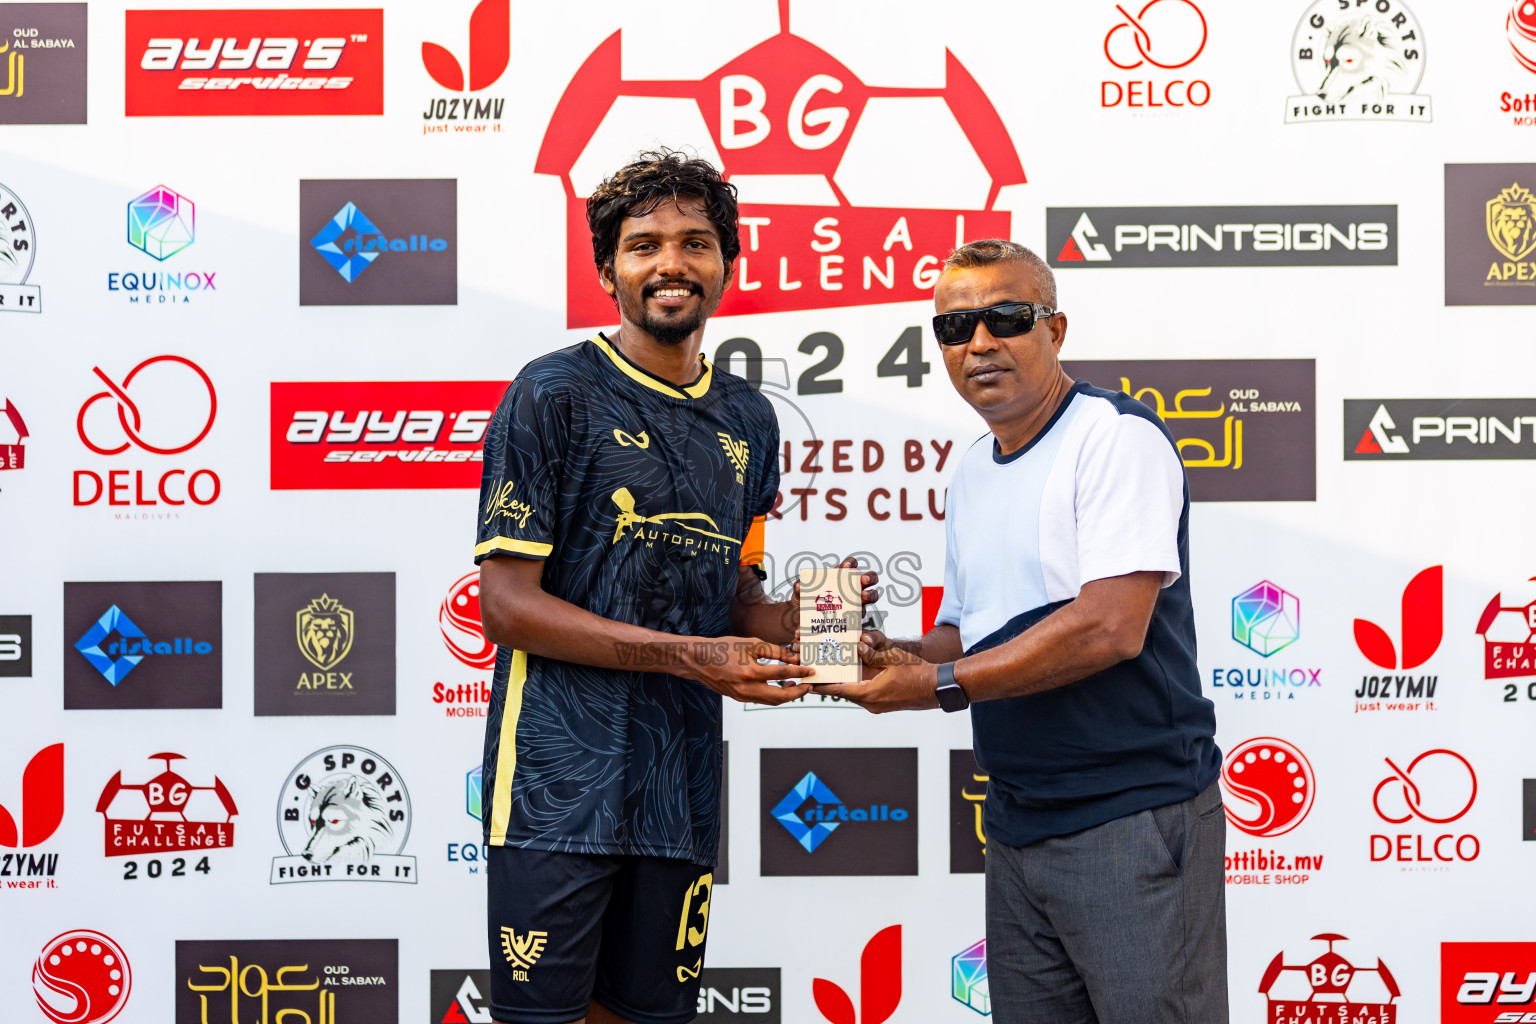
[586,148,741,273]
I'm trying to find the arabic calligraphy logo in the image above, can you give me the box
[0,40,22,99]
[609,487,741,545]
[1122,378,1243,469]
[1104,0,1208,70]
[33,930,132,1024]
[1372,749,1477,824]
[500,926,548,972]
[1511,1,1536,73]
[441,572,496,670]
[962,770,987,854]
[76,355,218,456]
[296,595,354,672]
[185,956,333,1023]
[1486,183,1536,262]
[127,186,195,261]
[1221,737,1315,838]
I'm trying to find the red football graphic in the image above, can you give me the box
[1221,737,1315,838]
[32,930,132,1024]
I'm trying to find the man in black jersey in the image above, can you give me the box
[473,150,875,1024]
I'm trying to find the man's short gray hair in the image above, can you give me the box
[943,239,1058,308]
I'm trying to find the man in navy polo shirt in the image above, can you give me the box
[822,239,1226,1023]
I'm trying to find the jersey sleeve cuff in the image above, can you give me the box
[475,536,554,560]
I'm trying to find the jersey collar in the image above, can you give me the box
[592,333,713,400]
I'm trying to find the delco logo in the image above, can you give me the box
[270,381,501,489]
[124,9,384,116]
[536,2,1024,326]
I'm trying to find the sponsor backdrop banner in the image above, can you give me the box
[2,1,1535,1022]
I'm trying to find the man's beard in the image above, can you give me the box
[623,280,722,346]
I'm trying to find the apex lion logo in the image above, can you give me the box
[296,594,354,671]
[301,772,395,864]
[1487,182,1536,262]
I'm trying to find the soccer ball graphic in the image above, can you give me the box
[1475,577,1536,645]
[1259,934,1400,1014]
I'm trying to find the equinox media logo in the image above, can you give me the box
[108,185,218,306]
[952,939,989,1016]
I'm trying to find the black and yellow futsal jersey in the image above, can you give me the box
[474,334,777,865]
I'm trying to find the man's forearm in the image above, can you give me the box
[886,624,963,663]
[730,598,794,645]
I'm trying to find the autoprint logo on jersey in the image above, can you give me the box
[1442,941,1536,1024]
[760,748,916,876]
[1049,208,1395,268]
[254,572,396,717]
[74,355,220,514]
[34,929,131,1024]
[124,8,383,116]
[299,179,456,305]
[106,185,220,306]
[1221,737,1325,887]
[1211,581,1323,704]
[420,0,507,133]
[272,745,416,884]
[176,939,397,1023]
[63,582,222,710]
[1353,565,1442,712]
[271,380,498,489]
[436,571,493,720]
[0,3,87,125]
[1476,576,1536,703]
[1285,0,1429,123]
[537,2,1025,326]
[1260,934,1399,1023]
[0,180,41,312]
[1446,164,1536,305]
[97,753,236,872]
[1059,359,1315,501]
[2,742,63,889]
[1101,0,1211,112]
[1370,748,1479,869]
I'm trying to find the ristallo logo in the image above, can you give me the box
[124,8,384,116]
[73,355,220,513]
[812,925,900,1024]
[1370,749,1480,868]
[536,2,1024,327]
[761,749,915,875]
[1,742,63,888]
[33,929,131,1024]
[1353,565,1442,710]
[1260,935,1399,1022]
[1,397,27,469]
[1101,0,1211,110]
[270,380,499,489]
[300,179,456,305]
[421,0,507,132]
[64,583,223,709]
[1442,941,1536,1023]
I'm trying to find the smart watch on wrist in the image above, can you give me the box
[935,661,969,712]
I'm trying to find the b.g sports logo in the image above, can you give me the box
[536,3,1024,326]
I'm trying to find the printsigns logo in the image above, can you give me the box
[1447,164,1536,304]
[1049,207,1396,268]
[1220,737,1315,838]
[0,181,41,312]
[1442,941,1536,1023]
[299,180,456,305]
[125,8,384,117]
[420,0,507,131]
[1354,566,1442,670]
[695,968,779,1023]
[33,930,131,1024]
[0,3,87,125]
[430,969,493,1023]
[952,939,989,1016]
[96,753,237,858]
[1,742,63,848]
[1060,359,1316,501]
[270,380,497,489]
[1346,398,1536,459]
[1285,0,1429,123]
[1477,578,1536,684]
[255,573,395,717]
[1234,581,1300,656]
[1101,0,1211,110]
[537,3,1024,326]
[0,614,31,676]
[812,926,900,1024]
[1259,935,1399,1022]
[761,749,916,876]
[271,745,415,883]
[64,582,222,710]
[175,939,398,1022]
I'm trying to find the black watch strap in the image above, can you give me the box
[935,661,969,712]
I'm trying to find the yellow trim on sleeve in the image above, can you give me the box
[592,334,713,400]
[488,648,527,846]
[475,537,554,559]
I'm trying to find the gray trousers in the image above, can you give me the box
[984,781,1228,1024]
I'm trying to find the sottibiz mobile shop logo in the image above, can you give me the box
[1284,0,1430,124]
[1,397,28,472]
[437,571,493,720]
[2,742,63,889]
[1501,3,1536,123]
[1260,934,1400,1023]
[1478,576,1536,702]
[34,929,132,1024]
[1444,942,1536,1023]
[176,939,397,1023]
[125,8,383,116]
[272,745,416,884]
[536,2,1025,326]
[96,753,236,881]
[1221,737,1325,888]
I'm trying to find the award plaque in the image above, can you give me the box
[798,567,864,684]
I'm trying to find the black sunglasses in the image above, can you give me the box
[932,301,1057,346]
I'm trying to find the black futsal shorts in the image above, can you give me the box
[486,844,715,1024]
